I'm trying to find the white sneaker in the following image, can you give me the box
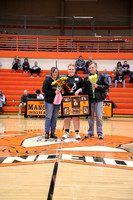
[30,75,34,78]
[75,132,81,140]
[62,132,69,139]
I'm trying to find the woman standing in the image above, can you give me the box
[42,67,60,139]
[62,64,83,140]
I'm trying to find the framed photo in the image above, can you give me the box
[64,107,69,115]
[71,97,80,107]
[80,96,87,101]
[83,106,88,114]
[63,97,70,102]
[61,94,90,117]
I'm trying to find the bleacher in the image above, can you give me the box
[0,68,133,116]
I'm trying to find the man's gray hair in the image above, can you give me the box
[90,62,97,67]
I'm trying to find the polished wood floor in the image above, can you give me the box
[0,115,133,200]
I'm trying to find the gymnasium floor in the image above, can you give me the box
[0,115,133,200]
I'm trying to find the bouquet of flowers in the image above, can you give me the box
[51,77,69,91]
[89,74,97,98]
[51,77,69,105]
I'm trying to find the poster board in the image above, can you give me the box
[26,99,61,117]
[61,94,90,117]
[26,99,45,116]
[103,100,113,117]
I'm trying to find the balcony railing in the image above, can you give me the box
[0,35,133,53]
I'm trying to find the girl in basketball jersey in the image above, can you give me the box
[62,64,83,140]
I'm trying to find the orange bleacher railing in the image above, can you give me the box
[0,35,133,53]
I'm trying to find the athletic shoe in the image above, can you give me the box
[62,132,69,139]
[75,132,81,140]
[98,135,103,139]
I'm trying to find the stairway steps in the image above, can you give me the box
[111,97,133,103]
[113,108,133,115]
[116,103,133,109]
[110,92,133,98]
[0,80,43,86]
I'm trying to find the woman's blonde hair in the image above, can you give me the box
[50,67,60,79]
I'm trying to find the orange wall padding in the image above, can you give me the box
[1,51,133,59]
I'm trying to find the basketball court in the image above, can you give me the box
[0,115,133,200]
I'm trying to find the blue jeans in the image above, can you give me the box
[108,77,112,86]
[88,101,103,136]
[75,66,86,74]
[44,102,60,133]
[86,68,90,74]
[115,80,125,88]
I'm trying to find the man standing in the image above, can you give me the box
[75,56,86,74]
[77,62,109,139]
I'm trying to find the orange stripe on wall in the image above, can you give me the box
[0,51,133,59]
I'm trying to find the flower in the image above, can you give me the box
[51,77,69,92]
[89,74,97,98]
[52,77,70,105]
[89,74,97,84]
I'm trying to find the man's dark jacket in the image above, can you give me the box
[21,95,27,104]
[83,72,109,102]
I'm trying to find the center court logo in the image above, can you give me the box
[0,130,133,170]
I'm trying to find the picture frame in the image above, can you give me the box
[61,94,90,117]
